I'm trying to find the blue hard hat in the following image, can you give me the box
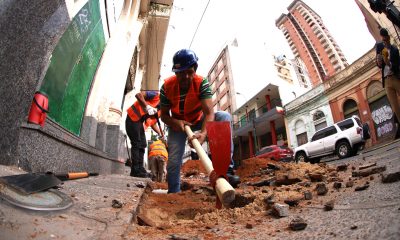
[172,49,198,72]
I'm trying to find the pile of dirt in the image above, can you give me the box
[131,157,372,239]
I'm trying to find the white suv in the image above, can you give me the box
[294,116,365,163]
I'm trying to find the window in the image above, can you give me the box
[337,119,354,130]
[313,110,327,131]
[343,99,359,119]
[219,80,227,93]
[220,93,228,106]
[248,109,256,121]
[311,130,325,141]
[313,110,325,121]
[296,132,308,146]
[218,70,225,82]
[240,115,247,127]
[315,122,327,131]
[295,120,308,146]
[258,147,273,154]
[323,126,337,137]
[217,58,224,70]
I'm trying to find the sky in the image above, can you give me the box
[159,0,376,96]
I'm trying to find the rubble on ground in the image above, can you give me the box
[129,157,387,239]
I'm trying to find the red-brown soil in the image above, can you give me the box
[128,158,371,239]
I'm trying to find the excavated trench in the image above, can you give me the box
[128,158,375,239]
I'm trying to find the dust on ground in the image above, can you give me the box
[127,157,376,239]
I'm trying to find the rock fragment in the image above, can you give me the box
[289,217,307,231]
[315,183,328,195]
[352,166,386,177]
[271,203,289,217]
[355,184,369,191]
[381,171,400,183]
[324,200,334,211]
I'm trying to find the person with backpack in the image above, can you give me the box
[375,28,400,139]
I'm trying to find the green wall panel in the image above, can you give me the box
[40,0,105,135]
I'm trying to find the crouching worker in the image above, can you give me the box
[148,138,168,182]
[160,49,240,193]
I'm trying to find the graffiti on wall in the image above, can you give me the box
[370,96,395,140]
[372,105,394,137]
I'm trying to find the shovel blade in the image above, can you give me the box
[206,121,231,177]
[0,173,62,195]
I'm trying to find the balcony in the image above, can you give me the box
[233,99,284,137]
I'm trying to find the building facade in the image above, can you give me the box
[283,0,400,150]
[276,0,348,87]
[325,49,397,145]
[0,0,172,173]
[207,46,237,116]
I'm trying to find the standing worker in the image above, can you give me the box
[375,28,400,139]
[160,49,240,193]
[126,90,162,178]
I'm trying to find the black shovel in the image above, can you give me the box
[0,172,62,195]
[0,171,99,195]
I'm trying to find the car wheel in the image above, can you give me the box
[336,141,351,159]
[295,152,307,163]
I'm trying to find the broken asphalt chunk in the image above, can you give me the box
[271,203,289,217]
[112,199,123,208]
[352,166,386,177]
[381,171,400,183]
[359,162,377,170]
[304,191,313,200]
[336,164,348,172]
[251,178,273,187]
[355,184,369,191]
[315,183,328,195]
[324,200,334,211]
[289,217,307,231]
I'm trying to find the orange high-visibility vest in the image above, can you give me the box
[148,140,168,159]
[163,74,204,124]
[143,111,161,129]
[127,93,160,124]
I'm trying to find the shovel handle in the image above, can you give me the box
[184,125,235,206]
[50,172,99,180]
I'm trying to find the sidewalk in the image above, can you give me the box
[361,138,400,155]
[0,166,149,240]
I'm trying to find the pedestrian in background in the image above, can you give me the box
[375,28,400,139]
[126,91,162,178]
[160,49,240,193]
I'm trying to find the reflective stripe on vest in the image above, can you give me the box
[163,74,204,123]
[149,140,168,159]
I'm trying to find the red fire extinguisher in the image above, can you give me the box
[28,91,49,127]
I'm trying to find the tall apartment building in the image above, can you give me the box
[207,46,237,116]
[276,0,349,87]
[274,55,311,91]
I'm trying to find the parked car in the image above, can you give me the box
[294,116,365,163]
[255,145,294,162]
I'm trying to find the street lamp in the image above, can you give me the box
[236,92,249,110]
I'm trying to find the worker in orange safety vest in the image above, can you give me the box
[148,139,168,182]
[126,90,162,178]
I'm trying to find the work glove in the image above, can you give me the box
[146,105,157,116]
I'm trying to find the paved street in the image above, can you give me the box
[0,140,399,240]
